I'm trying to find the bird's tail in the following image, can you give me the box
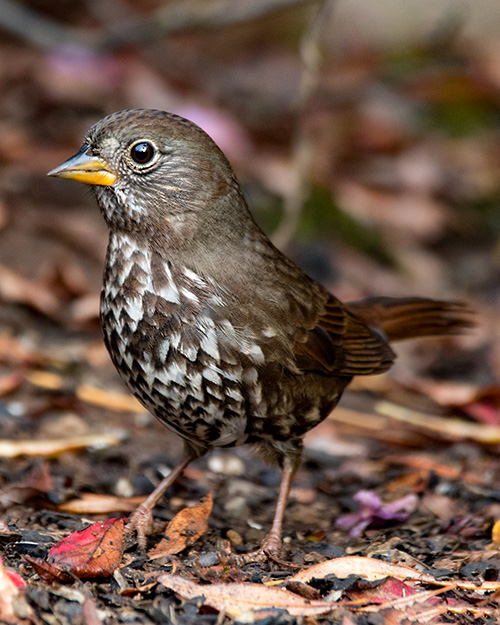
[346,297,474,342]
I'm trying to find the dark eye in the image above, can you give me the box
[130,141,155,165]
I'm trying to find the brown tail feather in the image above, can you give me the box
[346,297,475,342]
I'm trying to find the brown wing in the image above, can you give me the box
[292,295,395,377]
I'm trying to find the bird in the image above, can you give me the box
[48,109,473,561]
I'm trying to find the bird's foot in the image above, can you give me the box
[123,456,193,551]
[230,532,283,565]
[124,502,154,551]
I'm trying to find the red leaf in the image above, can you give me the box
[28,518,125,582]
[0,558,27,622]
[25,556,73,584]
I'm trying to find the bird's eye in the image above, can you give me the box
[130,141,155,165]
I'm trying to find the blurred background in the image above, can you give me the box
[3,0,500,584]
[0,0,499,413]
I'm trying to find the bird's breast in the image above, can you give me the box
[99,232,267,449]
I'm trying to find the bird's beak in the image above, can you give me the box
[47,145,117,186]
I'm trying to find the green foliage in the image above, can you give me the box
[427,99,500,137]
[298,186,395,266]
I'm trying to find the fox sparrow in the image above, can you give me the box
[49,109,472,560]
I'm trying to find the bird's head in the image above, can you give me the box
[48,109,244,241]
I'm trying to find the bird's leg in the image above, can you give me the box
[232,461,297,564]
[258,463,295,556]
[125,455,192,550]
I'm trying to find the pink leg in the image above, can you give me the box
[125,456,192,550]
[233,464,295,563]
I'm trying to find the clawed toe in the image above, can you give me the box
[125,504,154,551]
[229,534,283,565]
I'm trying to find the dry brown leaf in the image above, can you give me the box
[445,579,500,591]
[59,493,145,514]
[0,462,53,508]
[289,556,500,594]
[26,370,64,390]
[0,334,45,367]
[289,556,436,584]
[70,293,100,323]
[0,264,61,318]
[76,384,144,412]
[335,181,450,239]
[384,454,486,486]
[0,372,23,397]
[149,492,213,558]
[411,379,478,407]
[26,556,73,584]
[82,598,103,625]
[352,585,451,613]
[491,518,500,545]
[158,574,335,617]
[447,605,499,617]
[26,371,145,412]
[0,432,126,458]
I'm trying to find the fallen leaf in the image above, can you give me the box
[447,604,499,617]
[0,372,23,397]
[346,576,420,605]
[149,492,213,558]
[0,334,45,367]
[0,557,27,623]
[0,264,61,318]
[26,556,73,584]
[352,586,451,613]
[76,384,144,412]
[411,379,478,407]
[70,293,100,324]
[462,400,500,426]
[1,562,25,589]
[28,518,125,582]
[421,493,461,522]
[0,462,53,508]
[384,453,486,486]
[288,556,500,594]
[42,253,91,299]
[26,372,145,412]
[25,370,64,390]
[82,597,104,625]
[158,574,335,617]
[289,556,436,584]
[492,518,500,545]
[0,431,126,458]
[59,493,145,514]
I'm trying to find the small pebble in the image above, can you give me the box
[224,496,249,518]
[226,529,243,546]
[208,453,245,475]
[134,411,154,427]
[114,477,134,498]
[234,611,256,624]
[169,496,185,509]
[246,519,263,530]
[6,402,25,417]
[38,412,88,438]
[199,552,219,567]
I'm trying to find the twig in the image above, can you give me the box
[272,0,335,250]
[0,0,96,49]
[0,0,319,52]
